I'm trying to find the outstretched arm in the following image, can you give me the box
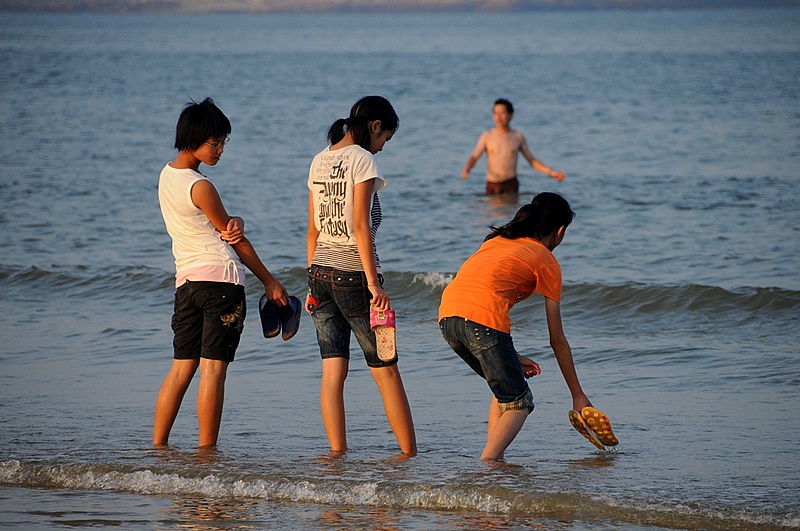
[520,136,566,181]
[461,132,488,180]
[545,297,591,410]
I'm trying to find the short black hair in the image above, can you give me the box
[494,98,514,115]
[174,97,231,152]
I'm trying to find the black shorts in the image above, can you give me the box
[171,280,246,363]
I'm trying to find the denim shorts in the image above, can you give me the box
[172,280,246,363]
[308,265,396,368]
[439,317,534,412]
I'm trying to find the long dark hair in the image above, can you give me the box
[327,95,399,151]
[485,192,575,242]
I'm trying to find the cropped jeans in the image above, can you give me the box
[439,316,533,412]
[308,265,395,368]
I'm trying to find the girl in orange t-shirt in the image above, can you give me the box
[439,192,594,460]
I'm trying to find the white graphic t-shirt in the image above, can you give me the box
[308,144,386,272]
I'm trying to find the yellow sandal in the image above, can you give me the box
[569,409,605,450]
[581,407,619,446]
[569,407,619,449]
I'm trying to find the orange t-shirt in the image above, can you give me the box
[438,236,562,333]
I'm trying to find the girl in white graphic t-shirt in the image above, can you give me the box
[306,96,416,456]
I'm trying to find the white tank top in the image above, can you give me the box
[158,164,243,286]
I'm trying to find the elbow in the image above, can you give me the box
[352,224,370,239]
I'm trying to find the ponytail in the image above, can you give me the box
[326,118,349,146]
[486,192,574,242]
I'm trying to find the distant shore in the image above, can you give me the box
[1,0,798,14]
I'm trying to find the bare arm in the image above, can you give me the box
[191,179,287,304]
[353,180,389,311]
[519,135,566,182]
[230,236,288,304]
[545,297,591,410]
[191,179,233,233]
[305,191,320,313]
[306,191,320,268]
[219,216,244,245]
[461,132,488,180]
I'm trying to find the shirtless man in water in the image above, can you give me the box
[461,99,566,195]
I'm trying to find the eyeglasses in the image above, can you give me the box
[204,137,230,148]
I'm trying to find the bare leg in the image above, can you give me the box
[481,397,529,461]
[371,365,417,455]
[153,359,199,446]
[321,357,349,453]
[196,358,228,448]
[487,396,503,437]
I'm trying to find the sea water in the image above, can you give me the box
[0,8,799,530]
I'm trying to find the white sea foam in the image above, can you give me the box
[412,272,454,290]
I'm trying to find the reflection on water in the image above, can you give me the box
[567,452,620,470]
[166,497,260,530]
[447,513,560,530]
[480,193,524,227]
[314,506,568,531]
[319,506,404,531]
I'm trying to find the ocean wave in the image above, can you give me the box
[389,272,800,329]
[564,282,800,317]
[3,263,799,319]
[1,459,795,531]
[0,264,174,301]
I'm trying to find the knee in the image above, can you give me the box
[322,358,349,381]
[167,359,199,381]
[322,371,348,387]
[370,364,401,383]
[199,359,229,379]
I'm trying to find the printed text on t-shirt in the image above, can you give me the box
[313,158,349,238]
